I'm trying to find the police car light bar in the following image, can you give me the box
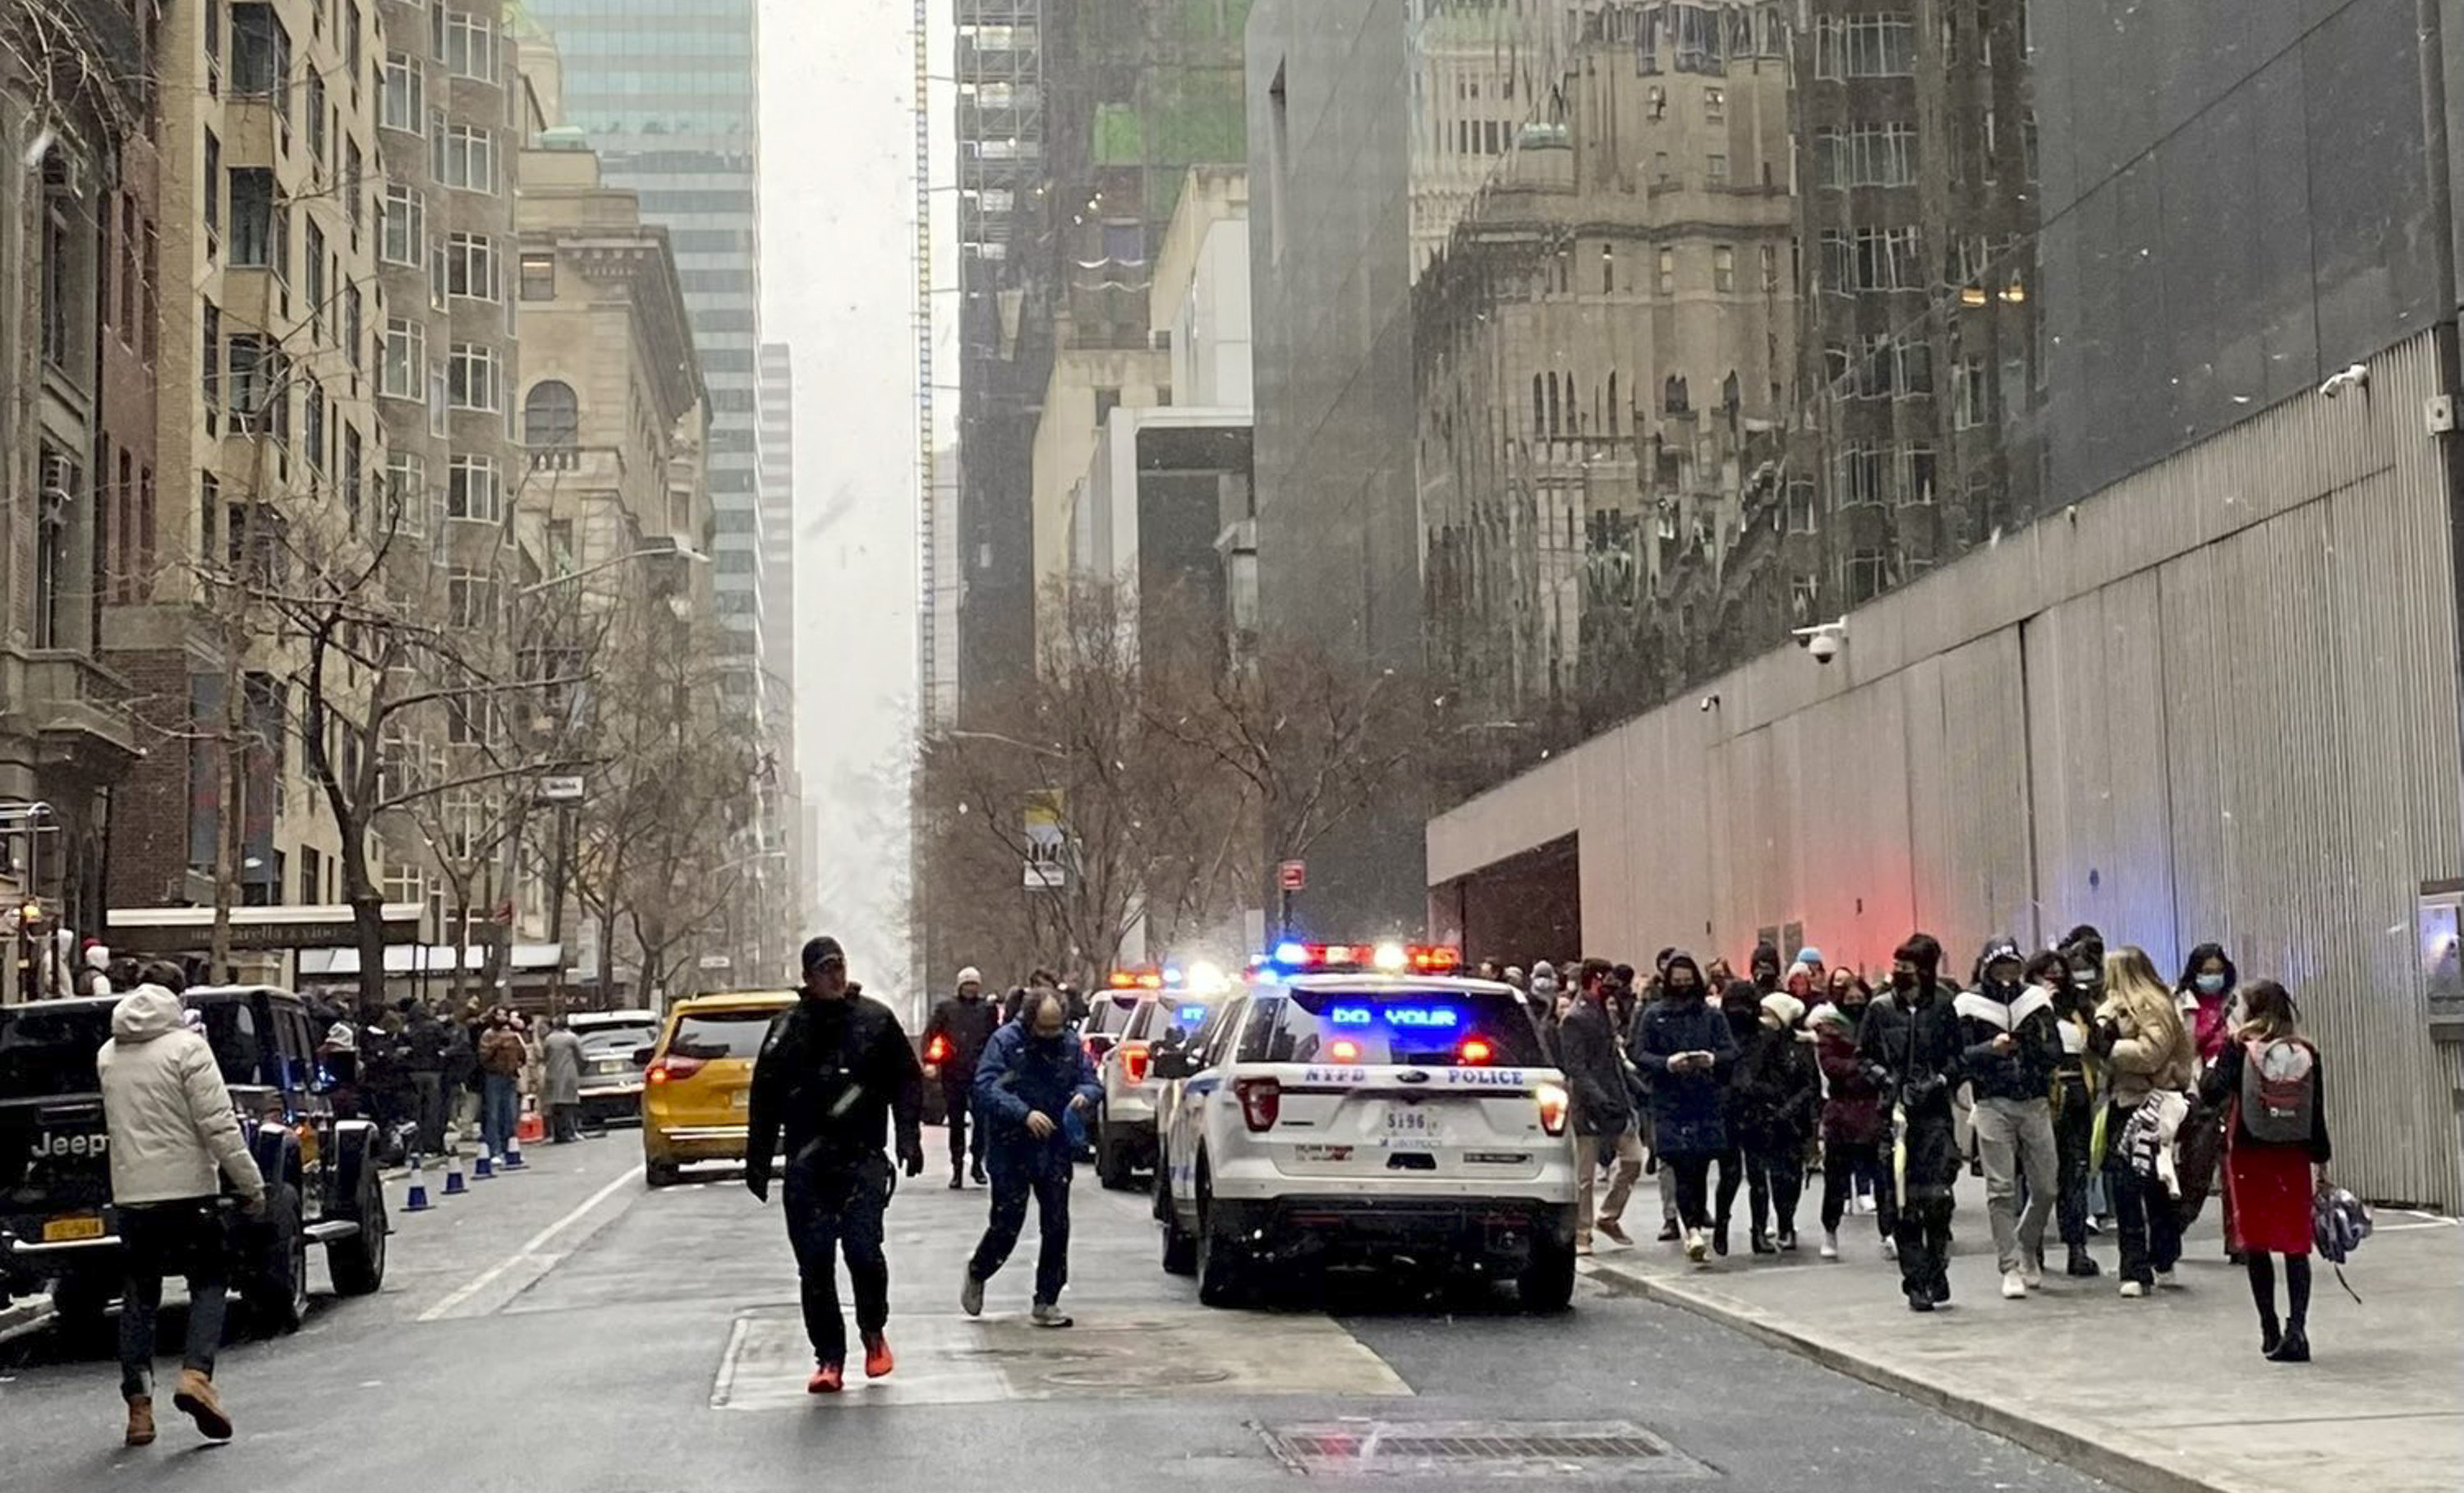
[1259,941,1463,975]
[1106,967,1165,990]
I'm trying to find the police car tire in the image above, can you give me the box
[1194,1177,1249,1308]
[1096,1125,1135,1191]
[1161,1211,1198,1276]
[1519,1235,1578,1313]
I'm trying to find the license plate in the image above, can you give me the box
[1384,1109,1438,1134]
[44,1215,104,1243]
[729,1090,750,1109]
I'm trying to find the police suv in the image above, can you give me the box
[1152,943,1578,1311]
[1092,967,1236,1190]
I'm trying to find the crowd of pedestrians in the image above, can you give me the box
[1498,923,2338,1360]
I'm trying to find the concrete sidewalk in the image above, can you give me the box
[1582,1183,2461,1493]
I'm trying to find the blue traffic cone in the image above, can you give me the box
[443,1150,468,1196]
[502,1133,526,1171]
[404,1155,433,1212]
[473,1145,495,1180]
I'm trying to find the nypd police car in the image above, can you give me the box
[1152,942,1578,1311]
[1092,967,1235,1190]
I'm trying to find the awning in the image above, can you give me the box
[297,943,565,976]
[108,903,425,955]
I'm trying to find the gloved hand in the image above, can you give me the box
[899,1140,925,1178]
[744,1168,770,1203]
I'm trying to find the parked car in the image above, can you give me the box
[0,985,389,1339]
[567,1009,659,1128]
[638,990,797,1188]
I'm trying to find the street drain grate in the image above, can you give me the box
[1257,1421,1712,1479]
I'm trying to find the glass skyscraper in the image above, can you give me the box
[522,0,768,719]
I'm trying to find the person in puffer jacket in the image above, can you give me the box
[97,966,267,1448]
[1731,991,1819,1253]
[1956,936,2064,1299]
[1810,972,1894,1260]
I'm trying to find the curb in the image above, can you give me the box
[1582,1257,2282,1493]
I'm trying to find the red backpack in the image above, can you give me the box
[2238,1036,2317,1146]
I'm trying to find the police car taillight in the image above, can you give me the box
[1535,1082,1570,1136]
[1459,1036,1496,1065]
[1326,1038,1363,1063]
[1234,1077,1280,1132]
[1120,1041,1152,1085]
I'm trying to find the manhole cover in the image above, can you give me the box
[1041,1362,1233,1390]
[1257,1421,1712,1479]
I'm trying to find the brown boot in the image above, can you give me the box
[171,1368,232,1441]
[124,1395,156,1448]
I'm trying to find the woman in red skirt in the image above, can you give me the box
[2199,980,2331,1362]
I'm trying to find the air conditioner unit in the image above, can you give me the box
[1148,328,1171,352]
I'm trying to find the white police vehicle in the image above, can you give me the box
[1152,942,1578,1311]
[1092,967,1236,1191]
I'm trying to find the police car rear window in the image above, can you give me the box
[0,1006,114,1098]
[669,1011,779,1060]
[1236,989,1546,1068]
[1129,996,1216,1042]
[1090,995,1140,1035]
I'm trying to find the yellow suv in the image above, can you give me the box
[640,990,798,1188]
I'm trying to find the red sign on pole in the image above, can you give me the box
[1277,860,1308,892]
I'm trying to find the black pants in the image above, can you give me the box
[2104,1132,2182,1286]
[550,1103,582,1143]
[117,1200,228,1399]
[782,1155,891,1366]
[1894,1109,1961,1298]
[1747,1139,1805,1238]
[1821,1139,1896,1236]
[411,1071,450,1157]
[1667,1153,1714,1230]
[944,1078,986,1173]
[968,1145,1072,1306]
[2053,1093,2095,1249]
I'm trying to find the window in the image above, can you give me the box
[1855,333,1896,397]
[1837,446,1886,507]
[1760,243,1779,292]
[1846,548,1890,604]
[381,317,424,399]
[1657,248,1676,295]
[343,141,364,232]
[227,336,288,434]
[522,380,579,450]
[447,453,501,522]
[1897,339,1933,395]
[32,448,72,645]
[1599,243,1616,294]
[443,232,497,300]
[1815,124,1918,188]
[1705,153,1729,186]
[446,570,497,632]
[1822,227,1924,292]
[447,344,499,411]
[1786,480,1818,534]
[203,131,221,244]
[342,286,362,370]
[342,426,364,527]
[1815,15,1917,79]
[1703,85,1726,121]
[229,168,276,267]
[380,185,422,266]
[441,8,498,80]
[39,172,80,371]
[439,785,483,860]
[230,4,289,99]
[303,382,326,467]
[434,122,496,194]
[1952,356,1994,429]
[381,50,422,130]
[518,251,554,300]
[200,301,222,424]
[304,220,326,338]
[1902,446,1938,505]
[385,450,425,538]
[1712,245,1735,292]
[306,75,328,163]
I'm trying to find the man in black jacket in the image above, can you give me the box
[745,935,926,1394]
[1956,936,2064,1298]
[922,966,1000,1188]
[1559,959,1642,1249]
[1859,932,1965,1312]
[402,999,453,1157]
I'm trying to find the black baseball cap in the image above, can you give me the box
[801,935,847,972]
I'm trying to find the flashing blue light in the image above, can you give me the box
[1327,1003,1460,1031]
[1162,967,1185,987]
[1273,940,1310,966]
[1176,1004,1210,1026]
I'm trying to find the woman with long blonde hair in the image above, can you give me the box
[2200,980,2330,1361]
[2096,947,2198,1296]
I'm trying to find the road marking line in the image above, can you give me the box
[418,1165,643,1321]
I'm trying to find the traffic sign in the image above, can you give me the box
[539,774,586,803]
[1277,860,1307,892]
[697,953,733,972]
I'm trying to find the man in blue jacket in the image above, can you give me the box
[962,991,1101,1326]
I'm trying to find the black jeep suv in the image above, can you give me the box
[0,985,388,1336]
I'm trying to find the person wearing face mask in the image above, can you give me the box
[1957,937,2063,1299]
[1733,989,1819,1253]
[1630,948,1685,1240]
[2174,942,2243,1251]
[1812,971,1893,1261]
[2059,931,2115,1234]
[745,937,928,1394]
[1630,952,1736,1262]
[2095,946,2199,1298]
[1859,934,1966,1312]
[1712,981,1768,1255]
[2031,949,2102,1277]
[1749,942,1783,995]
[963,992,1103,1327]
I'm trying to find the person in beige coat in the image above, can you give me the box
[2094,947,2197,1298]
[96,965,267,1447]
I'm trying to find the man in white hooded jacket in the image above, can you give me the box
[96,963,267,1447]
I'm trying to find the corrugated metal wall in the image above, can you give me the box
[1428,332,2464,1208]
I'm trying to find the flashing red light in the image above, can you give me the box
[1107,967,1167,990]
[1108,970,1138,989]
[1234,1076,1281,1132]
[1326,1038,1363,1064]
[1120,1041,1152,1085]
[924,1034,952,1064]
[1265,941,1464,973]
[1458,1036,1496,1066]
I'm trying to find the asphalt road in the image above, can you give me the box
[0,1134,2122,1492]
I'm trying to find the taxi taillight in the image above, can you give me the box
[647,1054,706,1085]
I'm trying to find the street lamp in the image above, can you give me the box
[945,728,1065,759]
[517,542,710,598]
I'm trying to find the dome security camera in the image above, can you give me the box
[1808,632,1841,664]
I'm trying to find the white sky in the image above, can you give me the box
[759,0,934,988]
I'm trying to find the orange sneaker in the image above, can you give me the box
[862,1332,894,1379]
[806,1362,844,1394]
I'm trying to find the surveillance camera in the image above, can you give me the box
[1808,632,1842,664]
[1698,693,1720,712]
[2319,364,2368,399]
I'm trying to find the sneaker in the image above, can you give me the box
[2002,1270,2028,1300]
[1031,1302,1074,1329]
[960,1270,985,1318]
[862,1332,894,1379]
[1749,1232,1777,1256]
[1597,1218,1632,1246]
[807,1362,845,1394]
[1881,1236,1899,1261]
[2021,1256,2044,1290]
[125,1395,156,1448]
[2119,1279,2146,1298]
[1656,1220,1681,1243]
[1819,1232,1840,1261]
[1683,1229,1709,1263]
[1777,1229,1799,1253]
[171,1369,232,1442]
[2154,1268,2178,1290]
